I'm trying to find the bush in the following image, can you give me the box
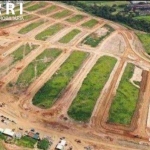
[37,139,50,150]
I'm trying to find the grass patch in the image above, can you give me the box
[68,56,117,121]
[37,5,57,15]
[15,136,37,148]
[51,9,72,19]
[16,48,62,87]
[18,19,45,34]
[82,24,114,47]
[134,15,150,23]
[66,14,85,23]
[0,141,6,150]
[35,23,65,41]
[81,19,98,28]
[32,51,88,109]
[59,29,81,43]
[136,33,150,55]
[12,43,39,63]
[108,63,140,125]
[25,2,47,11]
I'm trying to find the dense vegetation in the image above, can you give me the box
[108,63,140,125]
[68,56,117,121]
[60,1,150,33]
[37,139,50,150]
[33,51,88,109]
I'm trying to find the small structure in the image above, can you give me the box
[56,139,66,150]
[3,129,15,137]
[130,1,148,4]
[28,131,40,140]
[15,132,22,139]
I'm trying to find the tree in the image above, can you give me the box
[37,139,50,150]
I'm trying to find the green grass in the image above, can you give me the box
[32,51,88,109]
[15,136,37,148]
[66,14,85,23]
[134,15,150,23]
[136,33,150,55]
[108,63,140,125]
[51,9,72,19]
[35,23,65,41]
[12,43,39,63]
[81,19,99,28]
[25,2,47,11]
[68,56,117,121]
[18,19,45,34]
[59,29,81,43]
[16,48,62,87]
[37,5,57,15]
[82,24,114,47]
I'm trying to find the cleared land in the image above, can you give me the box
[136,33,150,55]
[37,5,58,15]
[81,19,99,28]
[15,48,62,88]
[35,23,65,41]
[82,24,114,47]
[66,14,85,23]
[32,51,88,109]
[58,29,81,43]
[18,19,45,34]
[25,2,47,11]
[68,56,117,121]
[51,9,72,19]
[108,63,140,125]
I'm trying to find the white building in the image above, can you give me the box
[3,128,15,137]
[56,139,66,150]
[130,1,148,4]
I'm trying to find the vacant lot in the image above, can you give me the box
[37,5,58,15]
[81,19,98,28]
[18,19,45,34]
[35,23,65,41]
[66,14,85,23]
[59,29,81,43]
[16,48,62,87]
[25,2,47,11]
[12,43,39,63]
[32,51,88,109]
[82,24,114,47]
[136,33,150,55]
[51,9,72,19]
[68,56,117,121]
[108,63,140,125]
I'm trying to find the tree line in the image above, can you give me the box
[60,1,150,33]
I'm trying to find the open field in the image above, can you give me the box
[37,5,58,15]
[25,2,47,11]
[68,56,117,121]
[66,14,85,23]
[51,9,72,19]
[35,23,65,41]
[108,63,140,125]
[58,29,81,43]
[18,19,45,34]
[1,1,150,150]
[15,48,62,88]
[82,24,114,47]
[32,51,88,109]
[81,19,99,28]
[136,33,150,55]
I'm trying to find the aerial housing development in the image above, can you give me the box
[0,1,150,150]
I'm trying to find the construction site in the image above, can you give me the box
[0,1,150,150]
